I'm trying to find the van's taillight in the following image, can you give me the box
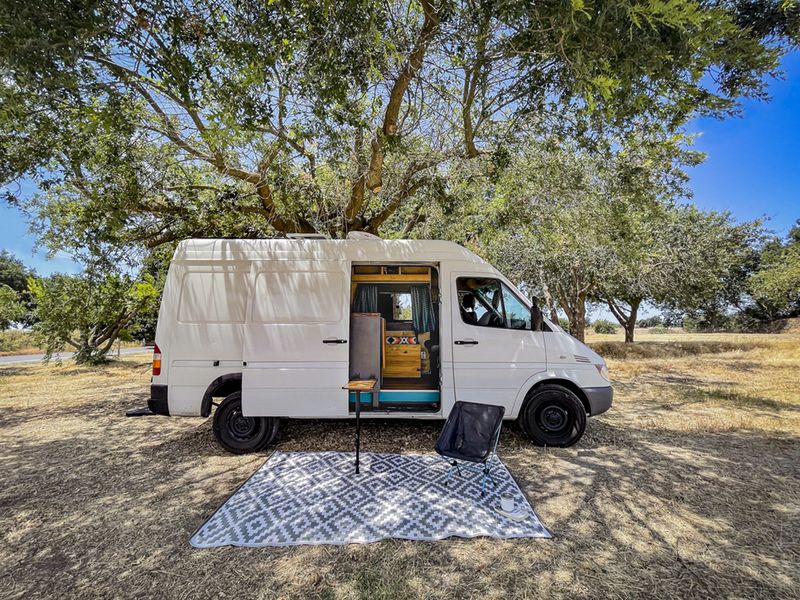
[152,344,162,376]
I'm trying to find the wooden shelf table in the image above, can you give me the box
[342,379,378,474]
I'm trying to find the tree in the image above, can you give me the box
[1,0,798,253]
[598,202,668,343]
[748,222,800,320]
[0,284,25,329]
[459,143,627,342]
[0,249,37,325]
[29,271,159,364]
[597,204,764,341]
[651,207,766,329]
[415,130,769,342]
[483,133,698,342]
[0,250,33,292]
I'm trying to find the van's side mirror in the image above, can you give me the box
[531,302,543,332]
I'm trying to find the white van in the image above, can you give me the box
[148,237,612,453]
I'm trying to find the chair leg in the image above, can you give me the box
[445,460,462,487]
[481,464,497,496]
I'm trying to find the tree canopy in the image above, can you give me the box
[2,0,798,255]
[0,249,34,293]
[0,283,25,330]
[1,0,798,346]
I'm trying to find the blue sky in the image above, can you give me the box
[1,52,798,275]
[687,51,800,237]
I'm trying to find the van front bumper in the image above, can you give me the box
[148,384,170,416]
[584,386,613,416]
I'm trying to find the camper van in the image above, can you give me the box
[148,237,612,453]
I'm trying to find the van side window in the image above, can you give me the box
[456,277,532,330]
[252,271,343,323]
[501,284,531,330]
[457,277,504,328]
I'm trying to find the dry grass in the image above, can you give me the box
[1,333,799,599]
[0,330,40,356]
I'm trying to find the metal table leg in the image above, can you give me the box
[354,389,361,474]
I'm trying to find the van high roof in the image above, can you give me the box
[174,238,489,264]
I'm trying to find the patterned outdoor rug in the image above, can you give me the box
[190,451,551,547]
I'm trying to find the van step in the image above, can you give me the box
[347,403,440,414]
[125,406,156,417]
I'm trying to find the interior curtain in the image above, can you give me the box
[353,284,378,313]
[411,285,437,333]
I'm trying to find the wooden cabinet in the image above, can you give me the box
[383,330,421,378]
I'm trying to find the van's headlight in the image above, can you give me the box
[595,363,610,382]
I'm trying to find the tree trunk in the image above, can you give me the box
[623,299,641,343]
[556,291,587,341]
[73,343,110,365]
[538,276,559,322]
[571,302,587,342]
[606,297,641,343]
[624,319,635,343]
[548,303,559,322]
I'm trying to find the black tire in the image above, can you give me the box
[520,384,587,447]
[212,391,279,454]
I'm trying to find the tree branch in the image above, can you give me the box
[365,177,429,234]
[364,0,440,193]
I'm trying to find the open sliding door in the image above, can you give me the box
[241,260,351,417]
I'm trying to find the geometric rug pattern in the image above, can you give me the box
[191,451,551,548]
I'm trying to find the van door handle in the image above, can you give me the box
[323,338,348,344]
[454,339,479,345]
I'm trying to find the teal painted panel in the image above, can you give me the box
[348,390,440,404]
[379,390,440,403]
[348,391,375,405]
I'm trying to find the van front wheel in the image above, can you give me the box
[213,391,279,454]
[520,384,586,447]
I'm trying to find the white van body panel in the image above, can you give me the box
[241,259,351,417]
[152,238,611,420]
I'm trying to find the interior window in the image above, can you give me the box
[392,293,413,321]
[501,284,531,330]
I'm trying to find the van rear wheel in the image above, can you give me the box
[213,391,279,454]
[520,384,586,447]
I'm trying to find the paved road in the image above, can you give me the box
[0,347,153,365]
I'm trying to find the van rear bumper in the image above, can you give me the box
[149,384,170,416]
[584,386,613,416]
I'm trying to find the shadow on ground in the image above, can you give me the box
[1,359,798,599]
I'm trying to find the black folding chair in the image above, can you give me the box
[434,401,505,496]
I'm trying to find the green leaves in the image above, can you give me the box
[0,284,25,330]
[0,0,797,258]
[29,269,159,364]
[748,230,800,318]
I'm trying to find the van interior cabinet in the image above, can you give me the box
[383,331,421,378]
